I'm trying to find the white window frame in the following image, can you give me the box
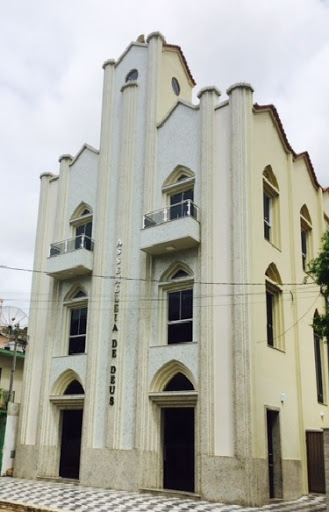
[265,267,284,351]
[63,292,88,356]
[158,271,194,346]
[263,169,280,247]
[300,210,312,272]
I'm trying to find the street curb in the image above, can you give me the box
[0,501,67,512]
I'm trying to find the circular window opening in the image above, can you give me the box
[172,77,180,96]
[125,69,138,82]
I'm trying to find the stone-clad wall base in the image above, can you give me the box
[38,446,60,478]
[199,456,303,507]
[138,451,160,489]
[80,449,158,491]
[14,445,39,479]
[14,447,304,507]
[282,459,303,500]
[200,455,264,506]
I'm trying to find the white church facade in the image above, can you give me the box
[15,33,329,505]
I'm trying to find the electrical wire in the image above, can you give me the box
[0,263,319,287]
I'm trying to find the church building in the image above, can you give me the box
[15,32,329,505]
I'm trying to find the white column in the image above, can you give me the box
[107,80,139,450]
[143,32,165,212]
[135,33,165,458]
[84,59,116,449]
[197,86,221,458]
[18,173,57,446]
[227,82,254,499]
[55,154,73,241]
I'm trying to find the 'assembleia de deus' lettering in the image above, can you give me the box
[109,239,123,405]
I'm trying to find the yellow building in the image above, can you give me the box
[15,32,329,505]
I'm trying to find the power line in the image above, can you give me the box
[0,263,319,288]
[256,293,321,344]
[0,287,321,307]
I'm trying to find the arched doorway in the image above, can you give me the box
[163,407,194,492]
[162,373,195,492]
[59,380,84,479]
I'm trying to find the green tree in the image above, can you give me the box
[308,229,329,339]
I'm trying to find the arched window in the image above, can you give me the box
[125,69,138,82]
[164,373,194,391]
[159,263,194,345]
[265,264,283,350]
[313,311,324,403]
[263,166,280,246]
[300,205,312,271]
[64,380,84,395]
[64,287,88,355]
[70,203,93,252]
[162,166,197,221]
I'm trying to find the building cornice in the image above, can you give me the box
[163,43,196,87]
[254,103,325,191]
[120,81,138,93]
[197,86,221,99]
[39,172,56,180]
[157,100,199,129]
[146,31,166,44]
[226,82,254,95]
[69,143,99,166]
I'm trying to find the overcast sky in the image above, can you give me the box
[1,0,328,319]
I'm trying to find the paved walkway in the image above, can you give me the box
[0,478,325,512]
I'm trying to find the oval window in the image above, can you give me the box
[172,77,180,96]
[125,69,138,82]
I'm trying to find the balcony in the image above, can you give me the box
[140,200,200,255]
[46,235,94,280]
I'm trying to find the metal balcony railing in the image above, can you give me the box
[49,235,94,257]
[143,200,199,229]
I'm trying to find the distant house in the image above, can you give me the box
[0,326,25,474]
[0,328,25,406]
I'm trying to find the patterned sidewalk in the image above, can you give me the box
[0,478,325,512]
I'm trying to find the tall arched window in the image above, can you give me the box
[300,205,312,271]
[263,166,280,246]
[313,311,324,403]
[265,263,283,350]
[64,287,88,355]
[162,166,197,221]
[70,203,93,251]
[159,263,194,345]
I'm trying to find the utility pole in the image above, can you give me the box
[0,306,28,406]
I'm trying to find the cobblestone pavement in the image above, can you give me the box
[0,478,325,512]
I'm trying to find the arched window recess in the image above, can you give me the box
[265,263,284,350]
[149,362,197,406]
[69,203,93,252]
[313,310,324,403]
[63,286,87,306]
[160,262,194,284]
[49,371,85,408]
[63,286,88,355]
[70,202,93,223]
[300,205,313,271]
[263,166,280,247]
[162,166,195,195]
[162,166,197,221]
[159,263,194,345]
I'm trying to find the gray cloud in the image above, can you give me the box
[1,0,328,317]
